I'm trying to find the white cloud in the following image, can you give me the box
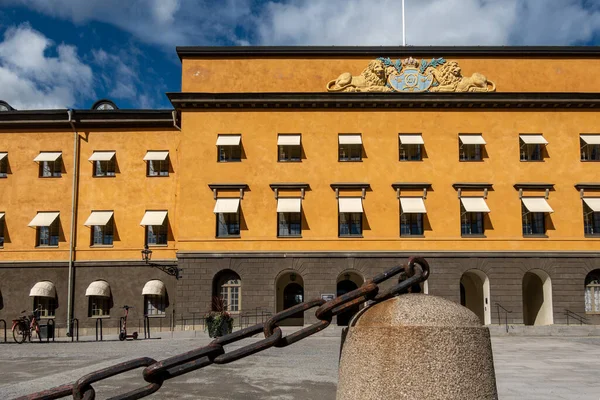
[257,0,600,46]
[0,24,93,109]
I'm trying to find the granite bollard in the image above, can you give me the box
[337,294,498,400]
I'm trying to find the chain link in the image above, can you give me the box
[15,256,430,400]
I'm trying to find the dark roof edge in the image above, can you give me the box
[176,46,600,60]
[0,109,176,130]
[167,92,600,110]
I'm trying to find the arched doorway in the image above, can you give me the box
[522,269,553,326]
[584,270,600,314]
[336,271,364,326]
[459,270,491,325]
[276,271,304,326]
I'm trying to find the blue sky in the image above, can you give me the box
[0,0,599,110]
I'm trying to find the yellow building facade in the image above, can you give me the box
[1,47,600,333]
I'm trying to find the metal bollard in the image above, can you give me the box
[337,294,498,400]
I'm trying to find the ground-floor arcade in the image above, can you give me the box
[1,252,600,335]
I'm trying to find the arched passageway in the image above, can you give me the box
[336,271,364,326]
[459,270,491,325]
[276,271,304,326]
[522,269,553,326]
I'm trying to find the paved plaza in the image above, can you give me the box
[1,334,599,399]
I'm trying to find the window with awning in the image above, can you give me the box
[143,280,167,316]
[460,197,491,213]
[277,198,302,237]
[583,198,600,236]
[0,212,4,247]
[400,198,426,214]
[30,281,57,317]
[460,197,489,236]
[85,211,114,246]
[521,198,554,213]
[84,211,114,226]
[580,135,600,161]
[34,152,62,177]
[29,212,60,247]
[278,135,302,162]
[399,135,423,161]
[141,211,168,245]
[521,198,552,236]
[520,135,547,161]
[400,197,426,236]
[144,151,170,176]
[217,135,242,162]
[338,197,363,213]
[214,198,241,237]
[0,152,7,177]
[339,135,362,162]
[85,280,111,297]
[88,151,115,161]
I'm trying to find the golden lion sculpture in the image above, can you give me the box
[326,59,393,92]
[427,61,495,92]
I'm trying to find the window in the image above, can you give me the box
[519,135,547,161]
[339,144,362,161]
[146,219,168,245]
[37,220,59,247]
[339,213,362,236]
[585,271,600,314]
[278,145,301,162]
[148,159,169,176]
[278,212,301,237]
[217,134,242,162]
[217,212,240,237]
[40,159,61,177]
[401,213,423,236]
[92,221,114,245]
[94,159,115,177]
[145,295,166,316]
[400,144,421,161]
[522,207,545,235]
[278,134,301,162]
[218,272,241,313]
[584,202,600,236]
[33,296,56,318]
[88,296,110,317]
[461,205,484,235]
[460,144,481,161]
[338,134,362,162]
[0,153,7,177]
[580,136,600,161]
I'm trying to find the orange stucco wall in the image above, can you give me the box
[175,109,600,252]
[0,129,179,262]
[181,57,600,93]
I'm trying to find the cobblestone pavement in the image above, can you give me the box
[1,335,600,399]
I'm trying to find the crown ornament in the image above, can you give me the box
[401,57,420,69]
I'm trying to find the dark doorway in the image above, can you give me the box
[336,279,359,326]
[283,283,304,320]
[460,282,466,306]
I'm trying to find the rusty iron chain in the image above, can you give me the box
[16,256,430,400]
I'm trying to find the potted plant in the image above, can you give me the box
[206,296,234,338]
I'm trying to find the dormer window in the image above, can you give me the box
[91,100,118,111]
[0,101,14,112]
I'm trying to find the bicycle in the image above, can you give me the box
[11,306,42,343]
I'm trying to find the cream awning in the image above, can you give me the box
[85,281,111,297]
[339,134,362,145]
[277,134,301,146]
[140,211,168,226]
[33,152,62,162]
[88,151,115,161]
[277,198,301,213]
[29,281,56,298]
[28,212,59,227]
[213,198,240,213]
[583,198,600,212]
[461,197,491,213]
[399,134,424,145]
[84,211,114,226]
[522,198,554,213]
[400,198,427,213]
[143,151,169,161]
[142,280,165,296]
[338,197,363,213]
[459,135,486,145]
[520,135,548,145]
[581,135,600,145]
[0,152,7,161]
[0,212,4,220]
[216,134,241,146]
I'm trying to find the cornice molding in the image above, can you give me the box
[330,183,370,190]
[176,46,600,60]
[167,92,600,110]
[391,183,432,190]
[270,183,310,190]
[514,183,555,190]
[208,183,249,190]
[0,109,176,130]
[453,183,494,190]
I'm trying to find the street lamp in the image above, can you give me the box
[141,245,153,264]
[140,245,181,279]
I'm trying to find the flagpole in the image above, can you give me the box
[402,0,406,46]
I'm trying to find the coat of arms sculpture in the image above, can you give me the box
[326,57,496,93]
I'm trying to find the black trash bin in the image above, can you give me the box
[39,323,54,340]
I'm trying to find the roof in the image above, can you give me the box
[176,46,600,60]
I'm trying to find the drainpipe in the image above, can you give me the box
[66,109,79,335]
